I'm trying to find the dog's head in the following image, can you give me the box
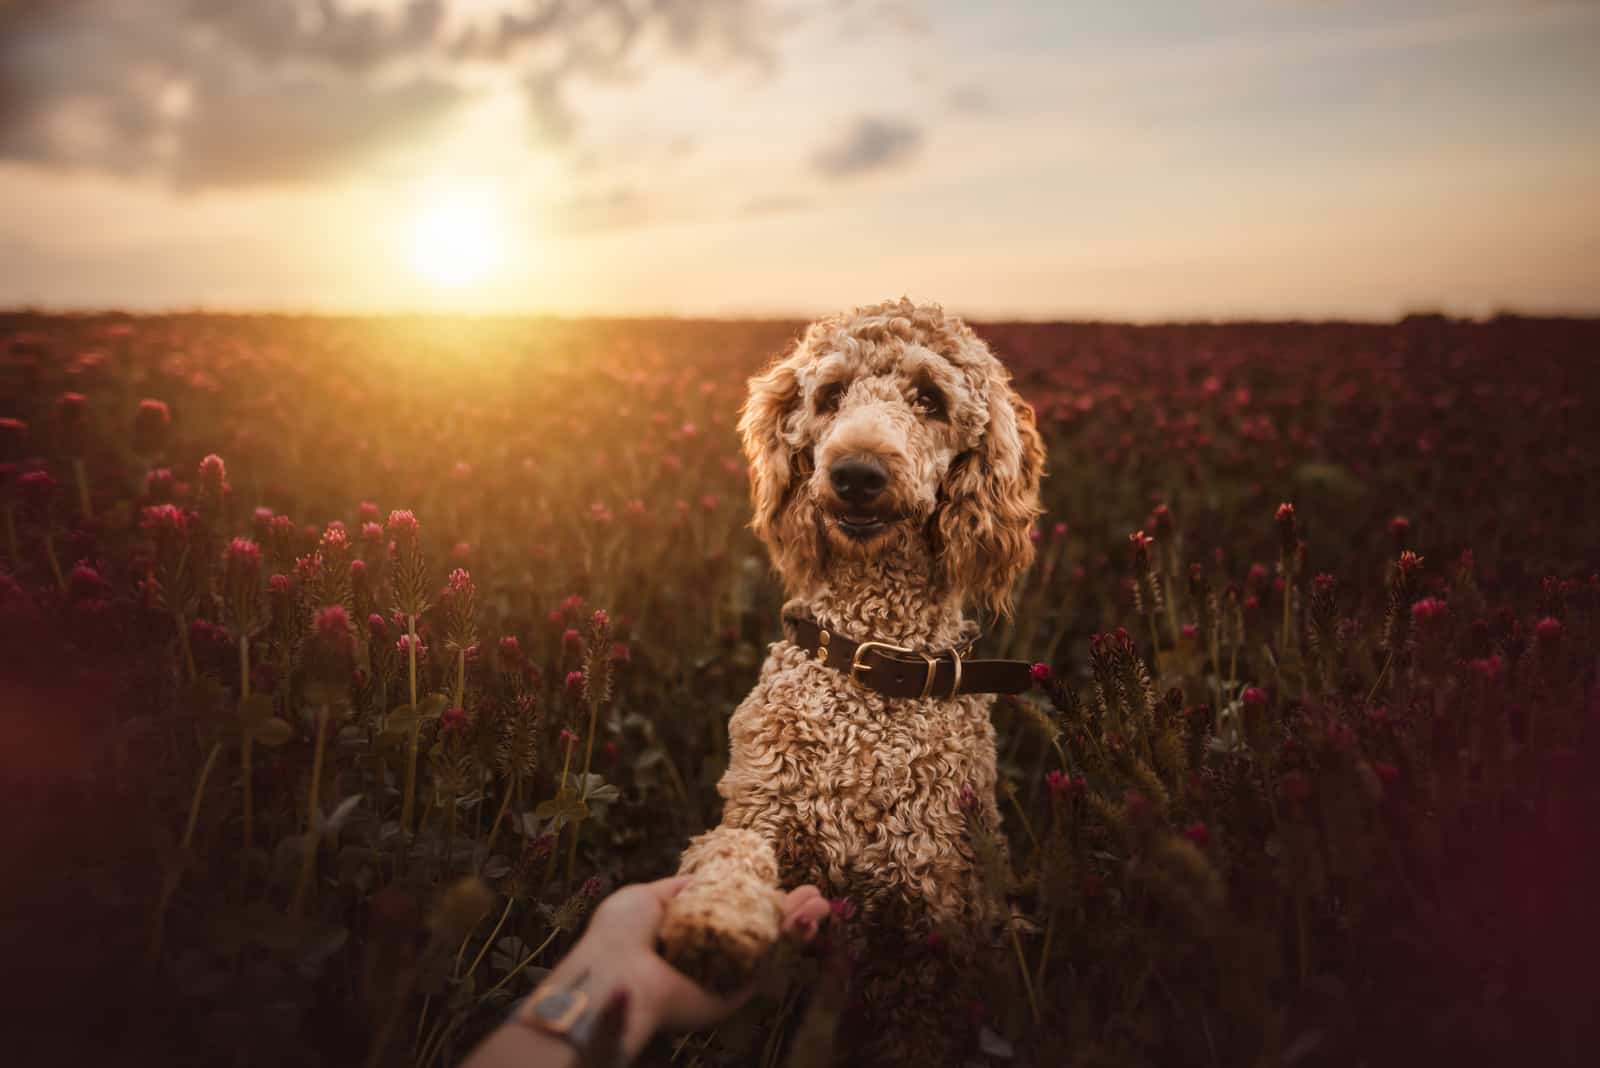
[740,298,1044,620]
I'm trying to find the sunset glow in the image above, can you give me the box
[404,182,507,290]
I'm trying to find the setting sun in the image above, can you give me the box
[404,182,507,289]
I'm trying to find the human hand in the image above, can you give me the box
[543,876,830,1059]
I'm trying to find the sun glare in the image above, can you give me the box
[405,182,507,289]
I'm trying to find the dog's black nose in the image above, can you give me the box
[829,457,887,506]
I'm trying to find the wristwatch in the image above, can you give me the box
[512,970,622,1068]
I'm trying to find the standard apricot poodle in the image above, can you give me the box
[659,298,1045,1063]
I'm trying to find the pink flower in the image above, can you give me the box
[19,469,57,516]
[225,536,262,577]
[1181,821,1210,848]
[562,627,581,649]
[1468,654,1505,685]
[563,670,586,703]
[1280,770,1313,804]
[1411,598,1449,628]
[1123,789,1152,823]
[141,502,187,534]
[315,603,351,641]
[610,641,631,663]
[440,706,468,733]
[1274,502,1296,549]
[367,612,387,639]
[1388,515,1411,547]
[198,453,227,493]
[1180,623,1198,640]
[386,509,420,539]
[69,563,107,602]
[1535,616,1562,648]
[358,501,380,523]
[133,399,170,455]
[1030,662,1052,683]
[0,417,27,459]
[498,635,522,661]
[1372,761,1399,785]
[1241,687,1267,712]
[559,727,579,746]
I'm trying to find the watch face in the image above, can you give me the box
[528,987,589,1033]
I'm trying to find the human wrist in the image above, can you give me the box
[542,933,663,1060]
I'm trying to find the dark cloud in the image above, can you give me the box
[174,76,463,188]
[0,0,778,188]
[812,116,922,178]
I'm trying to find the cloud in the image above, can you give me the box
[812,116,922,178]
[740,195,812,217]
[0,0,781,188]
[549,187,653,236]
[174,76,463,188]
[946,84,992,115]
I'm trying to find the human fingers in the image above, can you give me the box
[779,885,831,942]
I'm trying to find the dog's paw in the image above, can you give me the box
[659,872,782,993]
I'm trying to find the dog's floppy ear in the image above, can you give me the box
[739,350,823,593]
[934,362,1045,621]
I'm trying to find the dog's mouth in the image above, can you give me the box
[828,510,900,542]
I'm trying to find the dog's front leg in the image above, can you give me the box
[658,825,785,992]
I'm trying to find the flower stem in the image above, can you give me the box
[174,610,196,682]
[147,740,222,966]
[480,927,561,1002]
[481,773,516,866]
[43,532,67,595]
[460,896,515,981]
[289,705,330,921]
[1010,919,1042,1027]
[3,505,18,564]
[567,694,602,885]
[240,636,254,891]
[1035,908,1057,995]
[399,614,420,841]
[72,457,91,519]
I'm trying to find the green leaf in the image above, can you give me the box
[416,694,449,722]
[586,784,622,805]
[534,797,590,825]
[237,693,274,728]
[322,794,364,836]
[252,717,294,747]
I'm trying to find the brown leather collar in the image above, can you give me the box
[783,615,1034,701]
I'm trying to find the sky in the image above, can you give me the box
[0,0,1596,320]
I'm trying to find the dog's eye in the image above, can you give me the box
[913,386,947,419]
[815,382,845,414]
